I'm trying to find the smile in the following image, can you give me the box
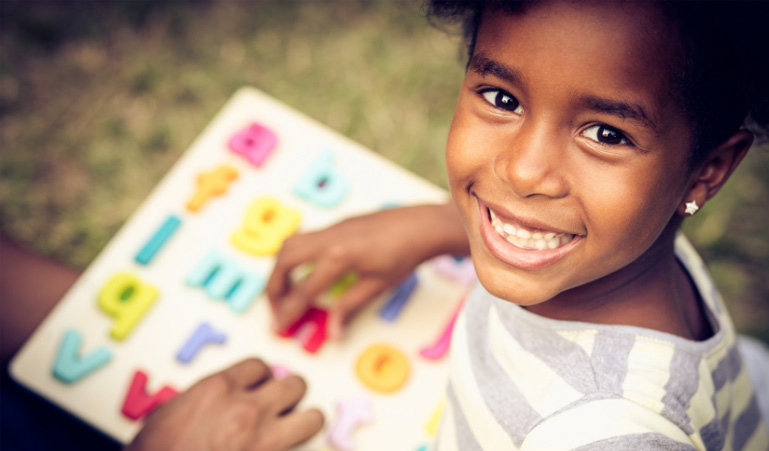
[477,199,582,270]
[489,209,576,250]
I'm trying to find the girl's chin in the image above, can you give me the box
[472,262,562,307]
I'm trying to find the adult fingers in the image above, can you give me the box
[221,358,272,389]
[249,408,325,451]
[251,374,309,416]
[328,277,388,340]
[272,254,349,331]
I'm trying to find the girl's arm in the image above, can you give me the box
[266,202,469,338]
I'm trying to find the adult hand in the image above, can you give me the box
[125,358,323,451]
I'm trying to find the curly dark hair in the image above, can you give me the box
[426,0,769,167]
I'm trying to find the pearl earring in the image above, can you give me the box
[684,200,699,216]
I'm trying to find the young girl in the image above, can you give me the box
[3,0,767,449]
[266,0,769,449]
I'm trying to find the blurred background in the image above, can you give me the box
[1,0,767,345]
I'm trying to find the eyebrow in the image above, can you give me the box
[468,53,527,88]
[469,53,660,133]
[578,95,658,133]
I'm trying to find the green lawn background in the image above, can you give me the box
[1,0,767,342]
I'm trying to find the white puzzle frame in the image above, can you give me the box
[10,87,470,450]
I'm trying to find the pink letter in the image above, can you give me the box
[121,370,178,420]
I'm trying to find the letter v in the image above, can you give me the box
[52,329,112,384]
[121,370,178,420]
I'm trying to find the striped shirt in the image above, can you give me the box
[436,235,769,450]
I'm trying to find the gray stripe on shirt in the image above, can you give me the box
[494,299,635,397]
[463,293,543,446]
[712,345,744,391]
[445,383,484,451]
[589,331,635,394]
[492,298,600,395]
[661,347,701,435]
[732,395,762,451]
[699,406,729,450]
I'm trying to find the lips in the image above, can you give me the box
[477,198,582,270]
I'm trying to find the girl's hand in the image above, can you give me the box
[266,203,469,338]
[124,358,323,451]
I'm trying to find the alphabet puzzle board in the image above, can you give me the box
[10,87,474,450]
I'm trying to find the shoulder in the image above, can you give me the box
[520,397,695,451]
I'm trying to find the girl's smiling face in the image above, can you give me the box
[447,0,698,306]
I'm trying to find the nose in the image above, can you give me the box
[493,122,569,199]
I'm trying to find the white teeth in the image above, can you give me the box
[489,208,575,251]
[506,235,525,248]
[547,238,559,249]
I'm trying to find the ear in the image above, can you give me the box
[678,129,753,216]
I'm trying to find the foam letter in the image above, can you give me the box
[432,254,477,287]
[121,370,178,420]
[328,272,358,300]
[327,396,374,451]
[186,250,265,313]
[278,307,328,353]
[419,296,465,360]
[291,266,357,308]
[135,214,182,265]
[231,197,300,256]
[379,272,419,322]
[293,151,348,208]
[270,365,291,380]
[98,273,158,340]
[425,399,445,436]
[52,329,112,384]
[355,344,410,393]
[187,165,238,212]
[176,322,227,364]
[228,122,277,167]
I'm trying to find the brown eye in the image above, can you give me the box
[583,124,629,146]
[597,126,623,144]
[481,89,523,113]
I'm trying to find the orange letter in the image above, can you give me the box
[187,165,238,212]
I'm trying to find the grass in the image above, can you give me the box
[1,0,767,343]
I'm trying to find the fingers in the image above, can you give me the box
[266,232,333,327]
[272,250,351,331]
[221,358,272,389]
[252,374,308,415]
[266,233,323,306]
[279,407,325,447]
[243,374,323,451]
[253,408,324,451]
[327,277,388,339]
